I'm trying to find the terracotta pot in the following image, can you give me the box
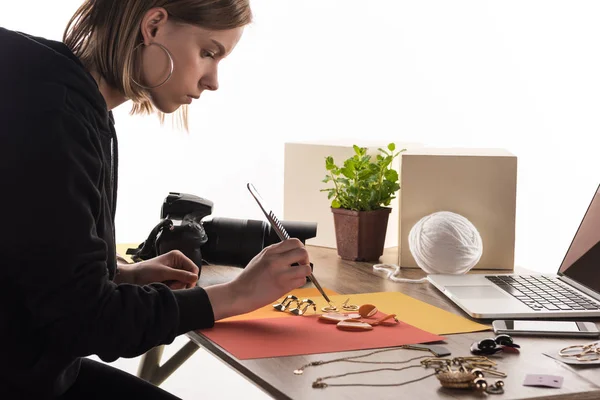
[331,207,391,261]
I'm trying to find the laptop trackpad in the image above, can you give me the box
[447,286,508,299]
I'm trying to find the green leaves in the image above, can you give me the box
[320,143,405,211]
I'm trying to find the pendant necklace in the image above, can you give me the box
[294,347,506,394]
[293,346,439,375]
[312,365,436,389]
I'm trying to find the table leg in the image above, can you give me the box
[137,340,200,386]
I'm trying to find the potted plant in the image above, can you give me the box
[321,143,404,261]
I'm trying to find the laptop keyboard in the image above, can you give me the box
[485,275,600,311]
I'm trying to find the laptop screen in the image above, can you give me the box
[558,185,600,294]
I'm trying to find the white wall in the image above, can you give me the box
[4,1,600,274]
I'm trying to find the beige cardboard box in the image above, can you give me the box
[399,148,517,270]
[284,140,421,249]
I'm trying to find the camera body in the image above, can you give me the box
[128,192,318,274]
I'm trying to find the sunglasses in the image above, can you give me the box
[470,334,521,355]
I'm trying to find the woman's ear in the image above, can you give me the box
[140,7,169,45]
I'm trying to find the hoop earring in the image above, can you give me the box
[131,42,174,90]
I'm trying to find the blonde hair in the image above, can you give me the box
[63,0,252,129]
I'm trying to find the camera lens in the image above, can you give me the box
[201,217,268,266]
[201,217,318,267]
[263,220,318,247]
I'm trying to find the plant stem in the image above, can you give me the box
[354,167,359,210]
[377,163,384,206]
[331,173,341,206]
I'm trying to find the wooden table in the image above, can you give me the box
[144,246,600,399]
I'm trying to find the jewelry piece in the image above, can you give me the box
[294,346,441,375]
[487,380,505,394]
[301,353,507,393]
[337,320,373,331]
[289,299,317,316]
[319,312,361,323]
[329,312,399,331]
[131,42,175,89]
[272,295,299,311]
[369,313,398,326]
[321,305,338,312]
[435,369,505,395]
[422,357,506,394]
[312,365,435,388]
[341,298,359,311]
[358,304,378,318]
[559,342,600,361]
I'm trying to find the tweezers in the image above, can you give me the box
[247,183,332,305]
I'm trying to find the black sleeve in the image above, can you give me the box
[0,109,214,362]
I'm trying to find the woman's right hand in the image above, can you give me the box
[204,238,312,320]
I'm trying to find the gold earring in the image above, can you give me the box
[131,42,175,89]
[273,295,299,311]
[290,299,316,316]
[341,298,359,311]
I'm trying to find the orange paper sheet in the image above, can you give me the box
[199,311,445,360]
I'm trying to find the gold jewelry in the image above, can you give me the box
[321,305,338,312]
[298,350,508,394]
[341,298,359,311]
[559,342,600,362]
[272,295,299,311]
[131,42,174,89]
[293,346,442,375]
[312,365,434,389]
[289,299,316,316]
[421,357,505,394]
[310,357,506,393]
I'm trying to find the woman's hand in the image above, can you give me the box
[115,250,199,289]
[205,238,312,320]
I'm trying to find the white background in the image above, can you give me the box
[3,0,600,275]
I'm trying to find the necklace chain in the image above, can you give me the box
[313,365,437,388]
[300,347,505,392]
[295,346,436,375]
[295,347,441,389]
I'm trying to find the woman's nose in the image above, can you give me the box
[200,70,219,91]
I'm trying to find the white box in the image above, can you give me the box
[399,148,517,270]
[284,140,421,249]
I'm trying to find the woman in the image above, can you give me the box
[0,1,312,399]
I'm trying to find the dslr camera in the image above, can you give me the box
[127,192,317,277]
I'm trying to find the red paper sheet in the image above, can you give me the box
[199,312,445,360]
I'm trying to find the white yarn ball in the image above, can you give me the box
[408,211,483,275]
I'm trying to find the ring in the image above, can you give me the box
[577,352,600,362]
[559,345,589,357]
[321,306,337,312]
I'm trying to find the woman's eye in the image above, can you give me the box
[201,49,216,59]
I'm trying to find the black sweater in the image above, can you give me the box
[0,28,215,399]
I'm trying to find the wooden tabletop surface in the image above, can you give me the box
[188,246,600,400]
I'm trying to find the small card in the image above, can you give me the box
[523,374,563,388]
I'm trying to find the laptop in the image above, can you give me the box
[428,184,600,319]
